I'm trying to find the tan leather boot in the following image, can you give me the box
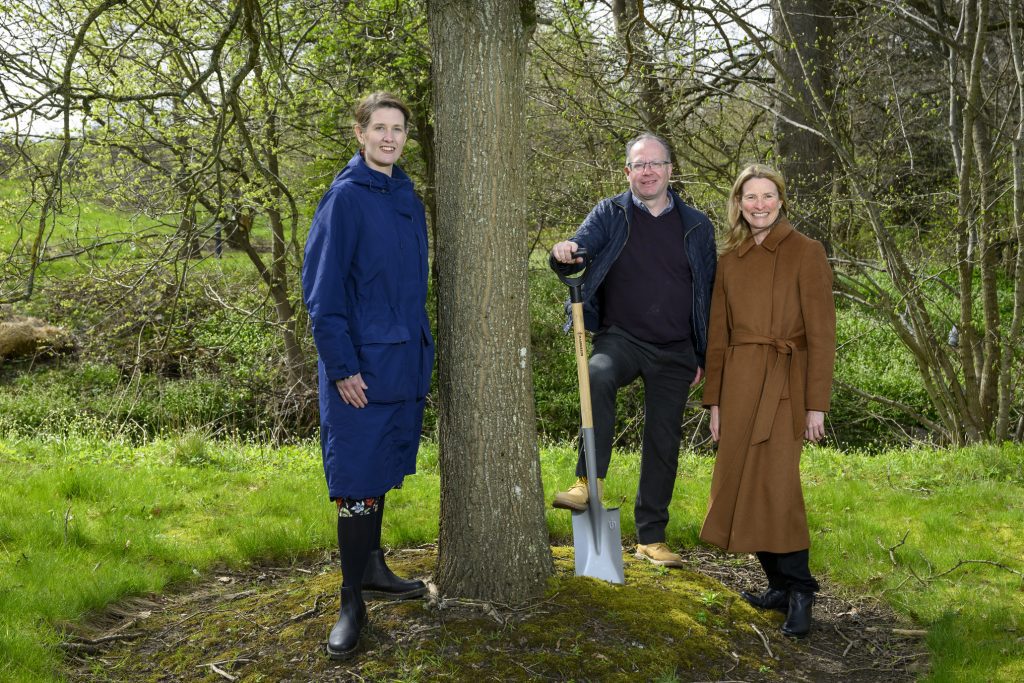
[551,476,603,511]
[635,542,685,568]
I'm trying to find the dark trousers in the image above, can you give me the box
[756,549,819,593]
[575,327,696,544]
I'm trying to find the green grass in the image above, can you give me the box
[804,445,1024,681]
[0,176,299,315]
[1,437,1021,681]
[3,173,939,449]
[0,434,339,682]
[0,180,159,279]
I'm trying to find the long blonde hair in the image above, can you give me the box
[720,164,789,255]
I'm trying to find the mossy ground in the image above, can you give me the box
[62,546,926,682]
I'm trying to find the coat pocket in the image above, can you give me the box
[356,327,413,403]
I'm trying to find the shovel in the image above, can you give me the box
[553,248,625,585]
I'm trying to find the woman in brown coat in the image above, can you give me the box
[700,164,835,638]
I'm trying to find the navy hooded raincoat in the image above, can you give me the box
[302,152,434,500]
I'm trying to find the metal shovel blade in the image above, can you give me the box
[571,506,624,584]
[571,426,625,584]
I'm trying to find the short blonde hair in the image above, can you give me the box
[720,164,789,254]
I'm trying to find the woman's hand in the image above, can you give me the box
[336,373,369,408]
[709,405,720,443]
[804,410,825,443]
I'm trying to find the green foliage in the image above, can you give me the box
[0,361,267,441]
[2,244,936,449]
[0,220,316,440]
[829,305,936,447]
[168,429,214,467]
[3,0,1021,448]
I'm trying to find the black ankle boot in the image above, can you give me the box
[740,587,789,612]
[363,549,427,600]
[327,586,366,659]
[781,591,814,638]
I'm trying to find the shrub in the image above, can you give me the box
[830,302,940,449]
[0,249,939,449]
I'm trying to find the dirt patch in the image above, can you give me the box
[61,545,928,682]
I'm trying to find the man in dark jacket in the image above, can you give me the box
[550,132,716,568]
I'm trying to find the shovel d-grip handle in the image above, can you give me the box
[553,246,590,301]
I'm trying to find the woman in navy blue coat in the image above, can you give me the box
[301,92,434,660]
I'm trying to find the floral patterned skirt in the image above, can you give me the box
[333,482,402,517]
[335,495,381,517]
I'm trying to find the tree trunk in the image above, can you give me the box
[427,0,552,602]
[612,0,670,142]
[264,117,308,393]
[1004,0,1024,440]
[772,0,837,248]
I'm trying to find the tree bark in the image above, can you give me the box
[772,0,837,248]
[427,0,552,601]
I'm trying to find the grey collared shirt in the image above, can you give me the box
[632,193,675,217]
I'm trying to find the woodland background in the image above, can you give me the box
[0,1,1022,681]
[3,0,1023,449]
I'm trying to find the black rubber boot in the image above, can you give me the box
[326,511,375,659]
[327,586,367,659]
[363,549,427,600]
[362,495,426,600]
[740,587,789,612]
[781,591,815,638]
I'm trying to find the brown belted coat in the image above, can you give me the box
[700,218,835,553]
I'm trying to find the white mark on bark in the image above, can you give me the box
[519,346,527,368]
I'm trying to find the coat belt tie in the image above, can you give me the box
[730,332,807,445]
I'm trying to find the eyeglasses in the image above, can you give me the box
[626,160,671,171]
[741,193,778,202]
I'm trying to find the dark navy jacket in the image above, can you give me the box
[551,188,716,366]
[302,152,433,499]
